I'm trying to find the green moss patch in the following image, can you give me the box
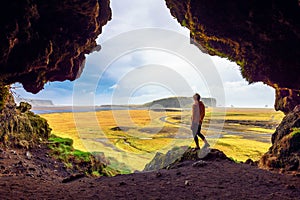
[1,96,51,148]
[287,128,300,152]
[48,134,120,177]
[290,128,300,137]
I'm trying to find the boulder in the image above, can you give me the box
[144,147,231,171]
[260,110,300,172]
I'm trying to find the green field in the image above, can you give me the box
[41,108,284,172]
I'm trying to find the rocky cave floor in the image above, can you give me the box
[0,146,300,200]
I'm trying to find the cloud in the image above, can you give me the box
[222,81,275,107]
[109,84,118,89]
[210,56,275,107]
[98,0,189,42]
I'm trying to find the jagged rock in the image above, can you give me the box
[165,0,300,113]
[275,88,300,114]
[143,146,187,171]
[144,147,231,171]
[0,86,51,148]
[183,148,230,162]
[17,102,32,113]
[0,0,111,93]
[260,110,300,171]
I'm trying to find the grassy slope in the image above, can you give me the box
[42,108,284,171]
[47,134,121,176]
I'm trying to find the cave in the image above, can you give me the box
[0,0,300,197]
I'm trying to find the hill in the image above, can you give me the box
[143,96,217,109]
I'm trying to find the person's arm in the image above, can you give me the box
[200,102,205,123]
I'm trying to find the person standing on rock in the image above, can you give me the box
[191,93,210,150]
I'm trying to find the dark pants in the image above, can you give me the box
[191,122,206,147]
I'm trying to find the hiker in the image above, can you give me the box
[191,93,210,150]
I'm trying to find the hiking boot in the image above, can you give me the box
[203,143,210,149]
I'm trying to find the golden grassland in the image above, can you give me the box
[41,108,284,171]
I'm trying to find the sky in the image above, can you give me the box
[13,0,275,108]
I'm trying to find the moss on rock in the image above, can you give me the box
[48,134,120,177]
[0,87,51,148]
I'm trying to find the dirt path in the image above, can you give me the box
[1,159,300,200]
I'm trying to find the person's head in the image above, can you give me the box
[193,93,201,101]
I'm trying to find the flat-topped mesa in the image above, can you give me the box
[0,0,111,93]
[165,0,300,114]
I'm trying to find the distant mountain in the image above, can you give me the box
[15,97,54,107]
[143,96,216,108]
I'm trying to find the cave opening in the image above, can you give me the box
[0,0,299,179]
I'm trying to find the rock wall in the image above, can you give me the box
[275,87,300,115]
[165,0,300,172]
[0,0,111,93]
[165,0,300,113]
[260,109,300,172]
[0,86,51,148]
